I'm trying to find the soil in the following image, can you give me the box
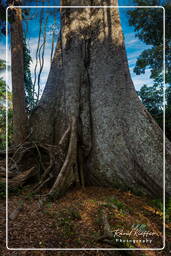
[0,186,171,256]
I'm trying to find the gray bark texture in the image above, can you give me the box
[30,0,171,197]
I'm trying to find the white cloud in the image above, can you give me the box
[125,38,139,46]
[131,69,153,91]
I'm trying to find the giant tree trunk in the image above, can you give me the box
[30,0,171,198]
[11,4,28,144]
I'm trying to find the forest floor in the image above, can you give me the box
[0,186,171,256]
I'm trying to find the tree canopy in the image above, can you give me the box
[128,0,171,140]
[128,0,171,85]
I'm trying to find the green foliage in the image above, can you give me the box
[137,84,163,115]
[149,198,171,222]
[0,59,6,71]
[128,0,171,85]
[69,208,82,220]
[150,198,163,211]
[106,196,127,211]
[137,83,171,140]
[132,223,148,231]
[0,78,13,149]
[166,198,171,222]
[128,0,171,141]
[23,37,36,111]
[54,208,80,238]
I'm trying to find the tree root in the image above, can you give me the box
[6,167,36,188]
[59,124,70,146]
[34,173,53,193]
[48,116,77,197]
[1,116,86,200]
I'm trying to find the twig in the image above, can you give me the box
[34,173,53,193]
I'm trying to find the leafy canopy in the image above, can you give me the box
[128,0,171,85]
[128,0,171,140]
[0,78,12,149]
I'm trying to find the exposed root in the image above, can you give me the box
[34,173,53,193]
[59,124,70,146]
[7,167,36,189]
[1,116,85,200]
[48,116,77,197]
[32,145,55,190]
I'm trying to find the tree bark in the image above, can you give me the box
[30,0,171,197]
[11,4,28,144]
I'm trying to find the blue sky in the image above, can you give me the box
[0,1,155,93]
[118,0,153,90]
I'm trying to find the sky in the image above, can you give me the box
[0,0,156,94]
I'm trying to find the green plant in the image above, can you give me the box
[106,196,127,211]
[45,202,53,209]
[0,78,13,149]
[69,208,81,220]
[166,198,171,222]
[150,199,163,211]
[23,37,35,111]
[57,213,75,237]
[132,223,148,231]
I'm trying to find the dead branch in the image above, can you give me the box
[8,167,35,188]
[34,173,53,193]
[0,169,15,179]
[34,143,46,173]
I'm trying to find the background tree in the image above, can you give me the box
[0,59,6,71]
[0,78,12,149]
[23,36,35,111]
[0,1,36,147]
[10,0,28,144]
[128,0,171,140]
[0,0,59,145]
[128,0,171,85]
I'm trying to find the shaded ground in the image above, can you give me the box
[0,186,171,255]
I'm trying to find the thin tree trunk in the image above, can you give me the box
[11,5,28,144]
[30,0,171,197]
